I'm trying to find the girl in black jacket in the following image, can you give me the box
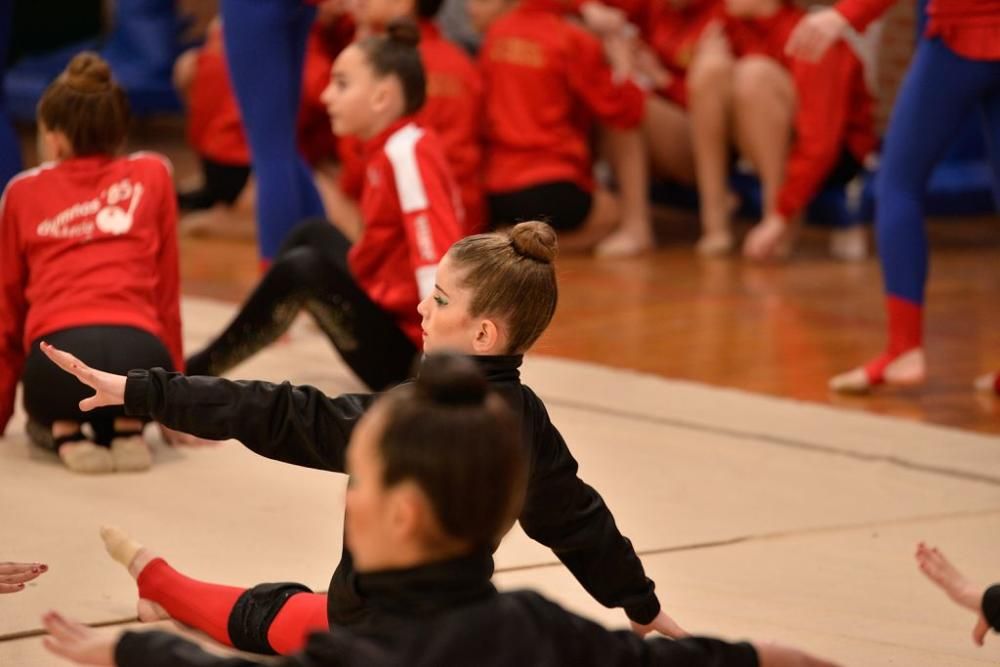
[40,221,679,655]
[42,353,836,667]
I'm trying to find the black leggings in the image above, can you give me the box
[22,326,173,447]
[185,219,418,390]
[177,158,252,211]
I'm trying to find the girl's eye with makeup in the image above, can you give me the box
[434,295,447,306]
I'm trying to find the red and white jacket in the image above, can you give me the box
[480,0,646,194]
[350,118,464,346]
[339,20,485,233]
[0,153,183,434]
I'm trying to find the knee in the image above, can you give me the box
[687,52,734,99]
[271,246,327,288]
[732,56,792,103]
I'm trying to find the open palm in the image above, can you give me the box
[40,342,127,411]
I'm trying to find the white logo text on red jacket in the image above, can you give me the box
[36,178,144,240]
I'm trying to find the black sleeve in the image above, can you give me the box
[516,392,661,624]
[123,368,377,471]
[983,584,1000,631]
[520,592,758,667]
[115,631,268,667]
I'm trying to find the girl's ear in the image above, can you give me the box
[472,318,503,354]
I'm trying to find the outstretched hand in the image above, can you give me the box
[0,562,48,593]
[915,542,991,646]
[40,342,127,411]
[630,609,688,639]
[785,8,848,62]
[41,611,118,666]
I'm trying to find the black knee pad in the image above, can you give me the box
[227,581,315,654]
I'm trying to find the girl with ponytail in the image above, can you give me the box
[0,52,182,474]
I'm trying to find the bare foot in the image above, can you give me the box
[743,218,795,262]
[829,227,868,262]
[594,228,654,258]
[829,348,926,394]
[915,543,981,611]
[696,232,734,257]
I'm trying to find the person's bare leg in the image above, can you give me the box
[559,188,620,253]
[172,48,199,104]
[595,126,655,257]
[644,96,696,185]
[688,46,737,255]
[731,56,797,260]
[101,526,170,622]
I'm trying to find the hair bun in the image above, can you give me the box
[62,52,114,94]
[510,221,558,264]
[385,17,421,47]
[416,353,488,406]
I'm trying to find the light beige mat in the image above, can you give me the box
[2,297,998,665]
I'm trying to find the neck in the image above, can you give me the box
[360,540,471,573]
[359,111,406,141]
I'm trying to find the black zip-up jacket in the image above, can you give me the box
[115,553,757,667]
[123,355,661,625]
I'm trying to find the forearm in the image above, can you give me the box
[123,368,361,470]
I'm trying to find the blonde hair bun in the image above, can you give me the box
[509,221,558,264]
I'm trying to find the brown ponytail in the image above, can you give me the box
[37,52,130,156]
[357,18,426,116]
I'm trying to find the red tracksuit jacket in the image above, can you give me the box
[0,153,183,434]
[835,0,1000,61]
[350,118,464,346]
[479,0,646,194]
[724,6,877,219]
[339,20,485,233]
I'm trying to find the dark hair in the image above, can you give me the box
[378,353,526,549]
[417,0,445,18]
[37,52,130,156]
[448,221,558,354]
[358,18,426,116]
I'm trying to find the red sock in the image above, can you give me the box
[137,558,244,647]
[994,372,1000,396]
[864,296,923,384]
[266,592,330,655]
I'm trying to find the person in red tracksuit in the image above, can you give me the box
[686,0,876,259]
[173,8,355,213]
[185,19,464,392]
[336,0,485,235]
[473,0,652,256]
[0,53,182,475]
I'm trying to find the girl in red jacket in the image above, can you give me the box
[0,53,182,474]
[186,19,464,391]
[334,0,486,235]
[687,0,876,259]
[472,0,653,256]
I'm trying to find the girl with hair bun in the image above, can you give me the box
[42,353,838,667]
[185,18,464,392]
[41,219,684,657]
[0,52,182,474]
